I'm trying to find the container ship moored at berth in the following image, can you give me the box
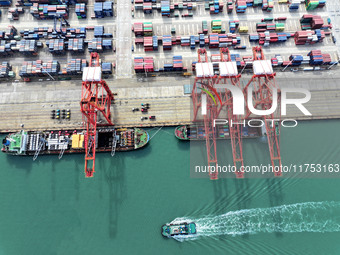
[2,128,149,156]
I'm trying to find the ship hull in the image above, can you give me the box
[2,127,149,156]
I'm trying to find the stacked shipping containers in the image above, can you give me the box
[161,0,170,16]
[62,58,87,75]
[0,62,14,78]
[18,40,38,55]
[30,4,68,19]
[229,20,239,33]
[211,20,222,33]
[294,29,325,45]
[75,3,86,19]
[134,57,154,73]
[288,0,300,10]
[162,35,172,50]
[236,0,247,13]
[67,38,85,52]
[300,14,324,30]
[46,38,65,54]
[305,0,326,10]
[94,1,113,18]
[143,22,153,36]
[173,56,183,71]
[19,60,60,77]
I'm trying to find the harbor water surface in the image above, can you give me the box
[1,120,340,255]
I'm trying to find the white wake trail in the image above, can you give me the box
[170,201,340,242]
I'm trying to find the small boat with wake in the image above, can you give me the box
[161,222,196,238]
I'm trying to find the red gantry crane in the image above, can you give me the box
[80,52,114,177]
[192,48,246,179]
[216,48,245,178]
[243,46,282,176]
[192,49,222,180]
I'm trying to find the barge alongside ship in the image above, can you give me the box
[175,124,263,140]
[2,127,149,156]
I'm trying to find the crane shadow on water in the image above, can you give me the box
[212,177,252,240]
[99,154,126,239]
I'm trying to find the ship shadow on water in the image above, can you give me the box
[6,154,34,174]
[98,154,126,239]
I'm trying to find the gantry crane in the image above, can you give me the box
[243,46,282,176]
[192,49,222,180]
[80,52,114,177]
[216,48,244,178]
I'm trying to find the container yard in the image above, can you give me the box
[1,0,340,253]
[0,0,338,133]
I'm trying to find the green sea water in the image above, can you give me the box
[1,120,340,255]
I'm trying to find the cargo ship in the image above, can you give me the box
[175,124,263,140]
[161,222,197,238]
[2,127,149,156]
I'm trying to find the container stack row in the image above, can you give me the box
[93,1,113,18]
[262,0,273,11]
[60,58,87,75]
[211,20,222,33]
[143,2,152,14]
[257,32,289,46]
[0,62,14,78]
[294,29,325,45]
[229,20,239,33]
[0,0,11,6]
[288,0,300,10]
[30,4,68,19]
[162,35,172,51]
[134,57,154,73]
[308,50,331,65]
[8,8,24,20]
[19,60,60,77]
[0,26,17,40]
[18,40,38,55]
[75,3,86,19]
[67,38,85,52]
[202,21,208,34]
[173,56,183,71]
[46,39,65,54]
[101,62,113,74]
[143,22,153,36]
[161,0,170,16]
[300,14,324,30]
[0,41,14,56]
[93,25,113,38]
[256,22,285,32]
[227,0,233,13]
[133,23,143,36]
[236,0,247,13]
[20,27,86,40]
[271,55,284,66]
[88,38,112,52]
[208,0,223,14]
[305,0,325,10]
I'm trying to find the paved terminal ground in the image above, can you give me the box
[0,0,340,132]
[1,71,340,132]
